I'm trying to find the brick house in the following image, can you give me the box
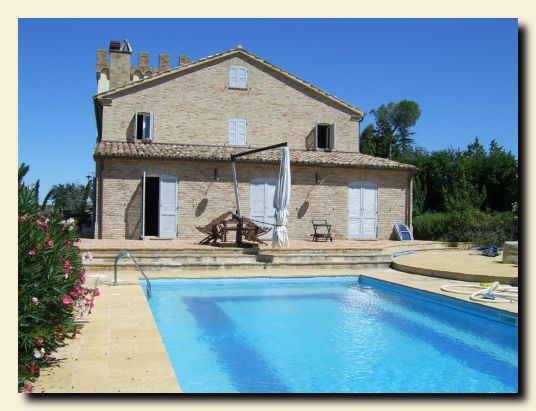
[93,41,416,241]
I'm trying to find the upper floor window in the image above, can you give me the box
[134,112,153,141]
[229,65,248,89]
[228,118,247,145]
[316,123,336,150]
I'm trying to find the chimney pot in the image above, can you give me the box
[179,55,190,66]
[109,40,121,51]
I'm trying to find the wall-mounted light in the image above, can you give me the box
[315,172,323,184]
[214,168,220,181]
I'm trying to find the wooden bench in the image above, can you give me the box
[310,219,333,242]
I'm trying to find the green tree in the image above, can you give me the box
[360,100,421,159]
[42,182,92,222]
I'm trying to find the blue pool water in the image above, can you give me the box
[142,276,518,393]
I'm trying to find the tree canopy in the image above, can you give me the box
[360,102,518,216]
[42,181,93,223]
[360,100,421,159]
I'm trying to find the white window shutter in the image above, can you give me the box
[159,174,178,238]
[229,66,238,88]
[149,113,154,141]
[142,113,152,141]
[228,119,237,145]
[330,122,336,150]
[133,111,139,140]
[238,67,247,88]
[237,119,247,145]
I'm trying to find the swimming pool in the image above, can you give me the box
[142,276,518,394]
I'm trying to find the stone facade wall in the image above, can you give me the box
[96,158,411,241]
[101,55,361,152]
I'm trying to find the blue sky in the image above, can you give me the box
[19,18,518,198]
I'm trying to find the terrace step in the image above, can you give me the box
[81,242,450,273]
[83,252,392,272]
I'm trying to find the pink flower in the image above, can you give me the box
[94,288,100,297]
[62,295,73,305]
[28,250,36,256]
[80,273,87,284]
[36,216,49,227]
[18,216,27,223]
[47,239,54,248]
[22,382,33,394]
[36,337,43,346]
[31,297,38,304]
[63,259,73,277]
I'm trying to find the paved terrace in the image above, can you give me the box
[393,249,518,286]
[80,238,445,251]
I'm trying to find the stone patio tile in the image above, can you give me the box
[109,365,176,379]
[136,338,167,352]
[109,341,139,354]
[34,282,180,393]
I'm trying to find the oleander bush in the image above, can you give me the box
[18,164,98,393]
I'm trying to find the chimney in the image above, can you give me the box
[179,55,190,66]
[108,40,132,89]
[138,52,149,69]
[158,53,170,72]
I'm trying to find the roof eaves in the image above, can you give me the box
[93,143,416,171]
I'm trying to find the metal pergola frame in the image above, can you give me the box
[230,142,288,245]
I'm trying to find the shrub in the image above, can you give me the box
[413,209,518,246]
[18,165,98,393]
[412,212,450,240]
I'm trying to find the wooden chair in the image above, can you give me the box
[196,211,233,245]
[310,219,333,242]
[242,217,272,245]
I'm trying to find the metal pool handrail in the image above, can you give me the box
[113,251,151,297]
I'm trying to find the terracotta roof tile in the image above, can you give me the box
[93,141,417,171]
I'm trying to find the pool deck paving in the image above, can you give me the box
[33,279,181,393]
[33,244,518,393]
[392,249,518,286]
